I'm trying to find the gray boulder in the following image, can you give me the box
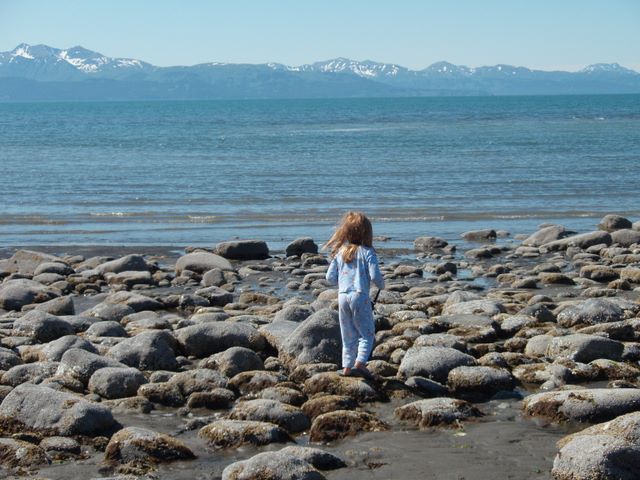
[0,383,118,436]
[57,348,128,383]
[405,376,448,397]
[443,291,481,307]
[512,363,572,385]
[621,267,640,284]
[107,270,153,288]
[61,315,103,333]
[104,426,194,464]
[557,299,625,327]
[230,399,310,433]
[552,434,640,480]
[0,438,49,468]
[138,382,184,407]
[260,320,300,351]
[598,214,632,232]
[204,346,264,377]
[286,238,318,257]
[560,411,640,444]
[519,303,556,322]
[39,436,81,457]
[174,322,265,358]
[273,305,313,323]
[89,367,148,399]
[500,315,538,336]
[187,388,235,410]
[398,346,477,382]
[447,366,515,394]
[194,286,233,306]
[122,311,171,331]
[442,299,505,316]
[86,321,128,337]
[104,291,164,312]
[38,335,98,362]
[395,398,482,427]
[33,272,65,284]
[0,347,22,370]
[222,451,325,480]
[278,446,346,470]
[13,310,74,342]
[542,231,612,251]
[168,369,228,396]
[525,335,554,358]
[579,265,619,282]
[522,225,571,247]
[1,250,62,275]
[303,372,382,403]
[552,411,640,480]
[107,330,178,371]
[523,388,640,423]
[414,236,448,252]
[215,239,270,260]
[198,419,292,449]
[34,261,73,276]
[611,229,640,247]
[461,229,496,242]
[175,251,233,274]
[414,333,466,351]
[546,334,623,363]
[85,302,135,321]
[1,362,59,386]
[435,261,457,275]
[309,410,388,442]
[28,296,75,316]
[96,254,149,275]
[0,279,59,311]
[202,268,225,287]
[279,309,341,366]
[300,394,356,419]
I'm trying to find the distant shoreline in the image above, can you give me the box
[2,92,640,105]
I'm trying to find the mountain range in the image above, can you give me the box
[1,43,639,101]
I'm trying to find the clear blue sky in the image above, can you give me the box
[1,0,638,71]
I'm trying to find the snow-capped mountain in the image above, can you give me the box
[0,43,153,80]
[580,63,638,75]
[0,43,639,101]
[300,58,406,78]
[421,61,475,76]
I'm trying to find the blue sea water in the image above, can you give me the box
[0,95,639,250]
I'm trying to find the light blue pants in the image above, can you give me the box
[338,291,375,368]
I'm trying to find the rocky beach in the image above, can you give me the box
[0,214,639,479]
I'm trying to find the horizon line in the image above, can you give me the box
[4,42,639,75]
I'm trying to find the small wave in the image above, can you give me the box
[90,212,138,217]
[187,215,219,223]
[374,216,446,222]
[88,211,166,219]
[0,215,68,226]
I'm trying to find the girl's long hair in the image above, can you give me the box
[324,211,373,263]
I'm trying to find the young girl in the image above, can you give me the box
[325,212,384,379]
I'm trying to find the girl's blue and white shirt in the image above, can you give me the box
[325,245,385,295]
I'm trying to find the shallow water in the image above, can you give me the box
[31,395,571,480]
[1,95,639,247]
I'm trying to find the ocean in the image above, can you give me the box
[1,94,639,250]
